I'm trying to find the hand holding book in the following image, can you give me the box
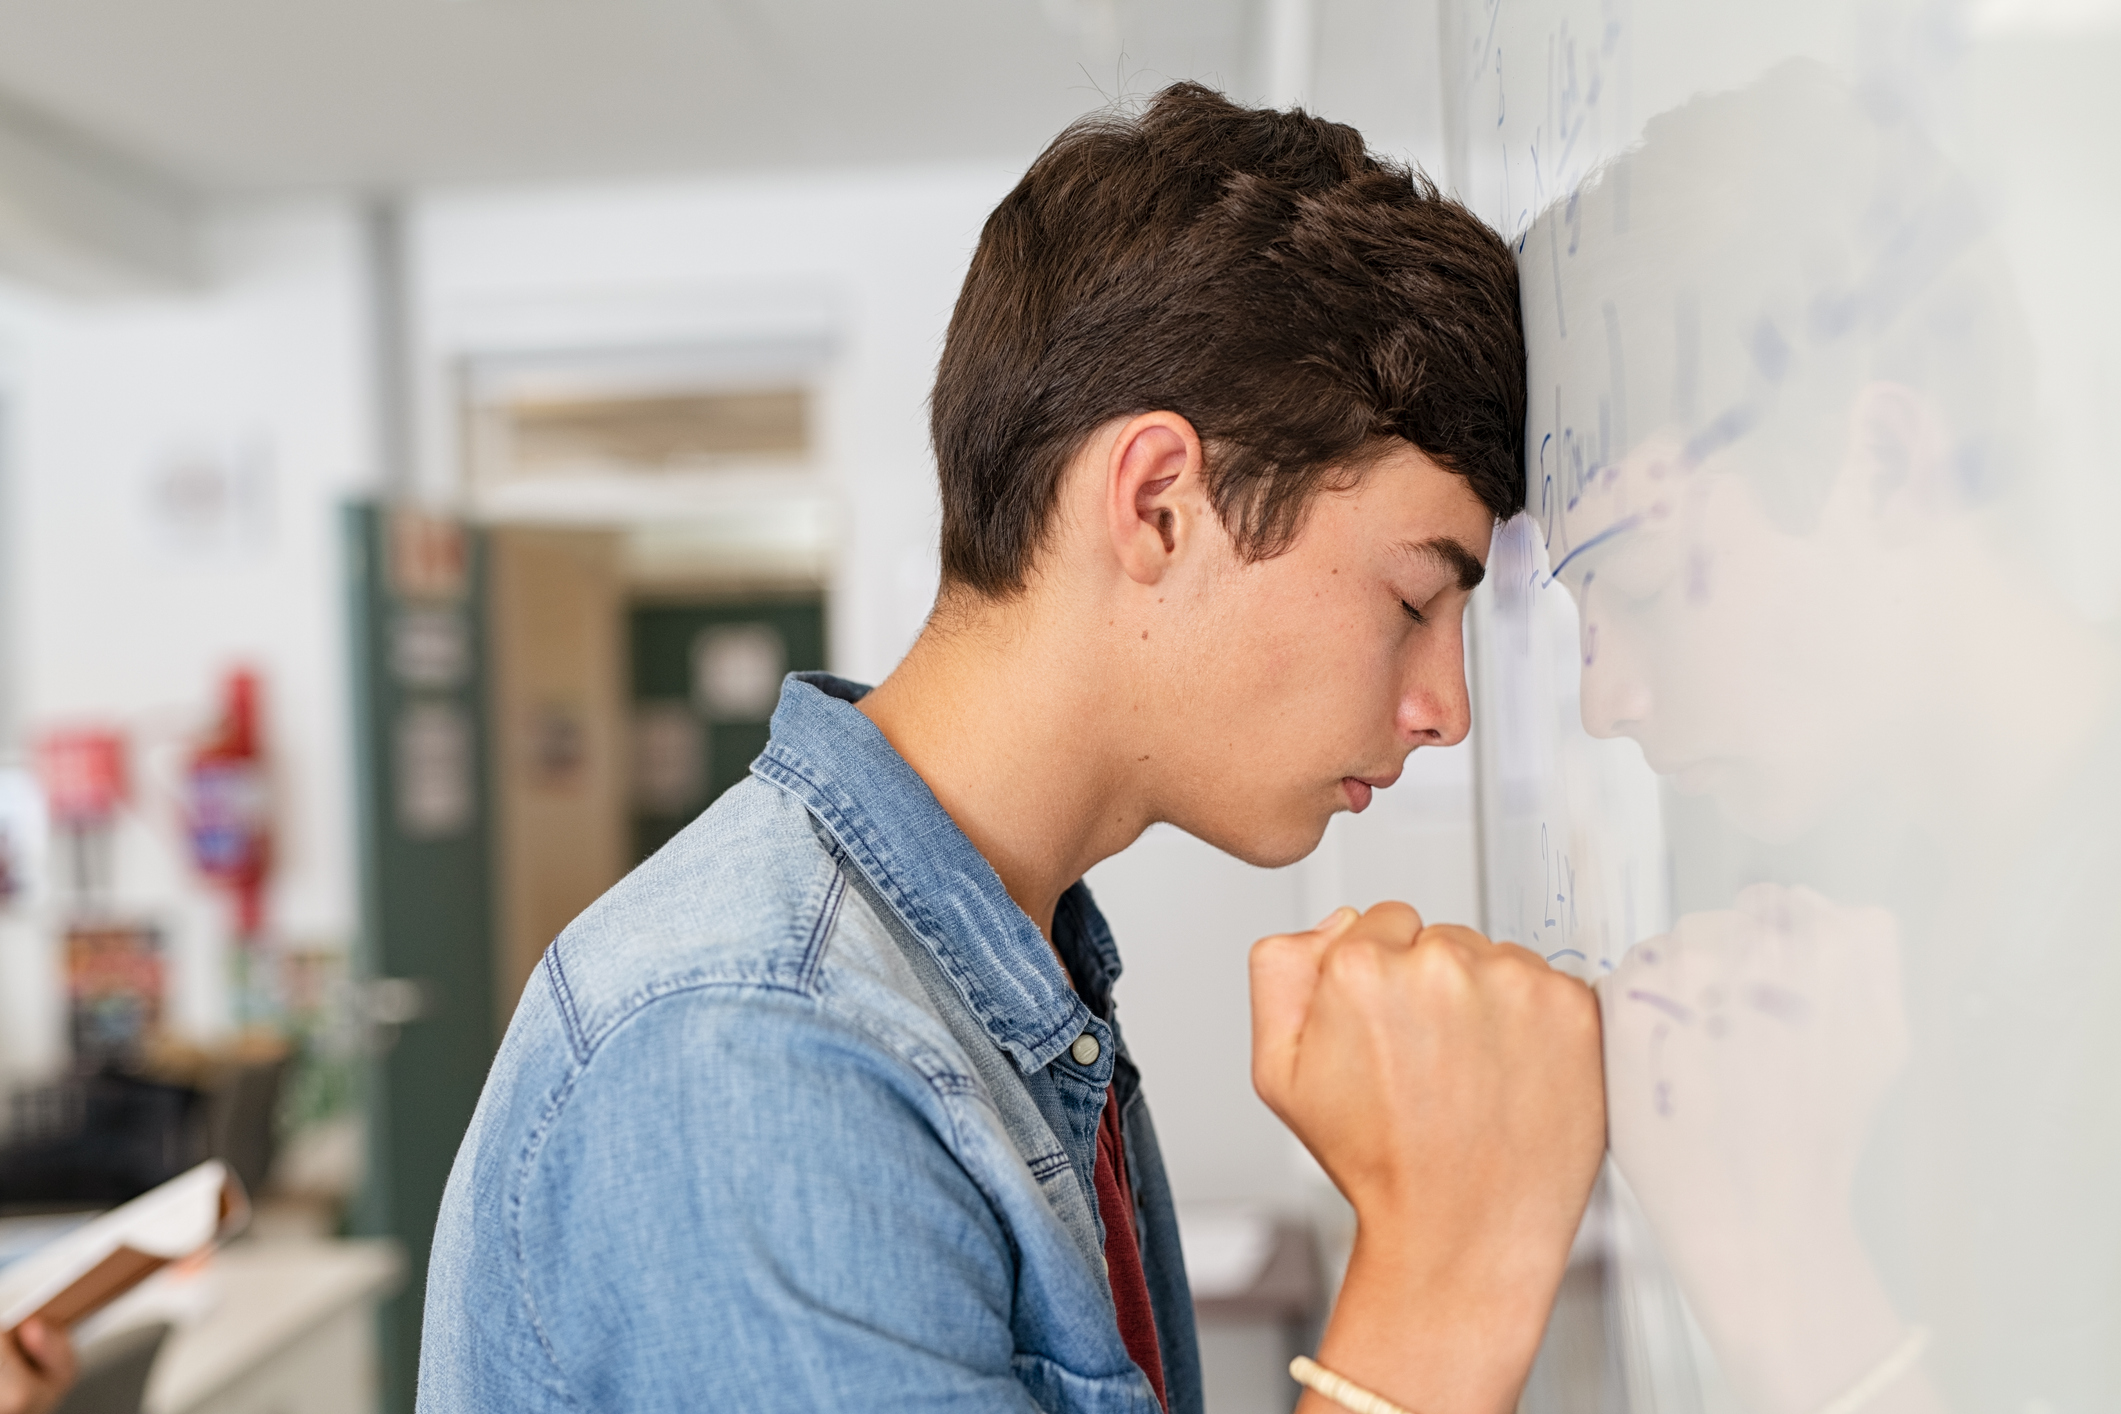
[0,1161,249,1337]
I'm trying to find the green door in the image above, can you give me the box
[343,503,498,1414]
[629,597,826,863]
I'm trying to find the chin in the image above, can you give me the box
[1198,809,1332,871]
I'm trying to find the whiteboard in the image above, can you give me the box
[1443,2,2121,1410]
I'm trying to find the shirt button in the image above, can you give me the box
[1070,1033,1101,1066]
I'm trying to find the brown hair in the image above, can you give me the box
[932,81,1526,596]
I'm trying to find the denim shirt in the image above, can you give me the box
[419,674,1202,1413]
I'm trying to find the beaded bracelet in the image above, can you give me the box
[1288,1355,1417,1414]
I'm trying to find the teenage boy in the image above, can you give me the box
[420,83,1603,1414]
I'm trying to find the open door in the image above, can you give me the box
[486,526,628,1026]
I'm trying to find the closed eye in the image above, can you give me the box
[1400,599,1427,625]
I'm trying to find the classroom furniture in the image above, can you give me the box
[1191,1217,1324,1414]
[142,1239,402,1414]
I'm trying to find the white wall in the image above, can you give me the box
[0,200,375,1072]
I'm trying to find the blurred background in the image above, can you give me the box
[0,4,1479,1412]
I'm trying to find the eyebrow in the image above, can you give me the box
[1393,536,1487,592]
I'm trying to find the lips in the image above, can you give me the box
[1340,769,1401,814]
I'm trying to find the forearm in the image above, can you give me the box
[1248,910,1604,1414]
[1297,1217,1561,1414]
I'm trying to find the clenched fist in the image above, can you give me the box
[1251,903,1605,1414]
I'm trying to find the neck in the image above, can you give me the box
[857,588,1153,939]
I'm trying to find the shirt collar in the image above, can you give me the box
[751,672,1113,1072]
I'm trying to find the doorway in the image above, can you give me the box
[627,595,826,863]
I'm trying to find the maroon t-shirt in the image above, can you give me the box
[1094,1085,1167,1409]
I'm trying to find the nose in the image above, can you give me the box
[1398,614,1472,748]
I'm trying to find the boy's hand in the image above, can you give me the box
[0,1320,77,1414]
[1251,903,1605,1414]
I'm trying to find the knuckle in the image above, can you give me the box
[1416,922,1490,951]
[1248,932,1300,972]
[1352,901,1423,946]
[1478,940,1545,993]
[1365,900,1423,932]
[1320,937,1386,987]
[1490,939,1543,967]
[1406,935,1474,994]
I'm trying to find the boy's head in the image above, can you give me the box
[928,84,1526,864]
[934,82,1524,596]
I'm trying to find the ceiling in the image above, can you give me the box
[0,0,1275,192]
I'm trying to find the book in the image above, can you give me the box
[0,1160,249,1333]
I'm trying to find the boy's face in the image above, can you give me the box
[1156,442,1493,868]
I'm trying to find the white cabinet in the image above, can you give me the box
[145,1241,402,1414]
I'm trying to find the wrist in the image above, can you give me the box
[1305,1217,1561,1414]
[1347,1199,1570,1318]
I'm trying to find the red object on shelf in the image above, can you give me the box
[36,728,130,826]
[185,670,273,936]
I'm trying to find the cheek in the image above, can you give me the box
[1207,573,1389,738]
[1216,562,1352,669]
[1299,582,1402,693]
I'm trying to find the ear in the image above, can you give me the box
[1103,411,1209,586]
[1833,380,1961,547]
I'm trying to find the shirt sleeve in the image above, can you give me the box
[508,985,1046,1413]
